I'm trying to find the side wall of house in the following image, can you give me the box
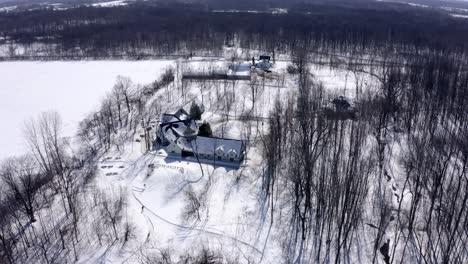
[166,142,182,155]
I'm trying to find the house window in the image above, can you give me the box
[230,158,234,162]
[217,156,222,160]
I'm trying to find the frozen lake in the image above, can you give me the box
[0,60,174,161]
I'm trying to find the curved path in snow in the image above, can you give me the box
[131,190,263,256]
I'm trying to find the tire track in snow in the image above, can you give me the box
[131,191,263,256]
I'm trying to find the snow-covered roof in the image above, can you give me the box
[228,63,251,77]
[160,106,192,124]
[161,118,198,142]
[163,126,178,142]
[160,107,243,158]
[161,113,182,124]
[174,108,190,119]
[189,137,243,157]
[256,60,272,70]
[160,106,198,138]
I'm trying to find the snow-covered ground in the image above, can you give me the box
[90,0,129,8]
[0,60,174,161]
[0,5,17,12]
[375,0,429,8]
[451,13,468,19]
[1,56,384,263]
[81,58,381,263]
[212,8,288,14]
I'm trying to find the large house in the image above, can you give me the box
[156,108,245,163]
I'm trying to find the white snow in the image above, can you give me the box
[212,8,288,14]
[90,0,128,7]
[0,5,17,12]
[375,0,430,8]
[441,6,468,13]
[407,3,430,8]
[450,13,468,18]
[103,57,380,262]
[1,55,384,262]
[0,60,174,162]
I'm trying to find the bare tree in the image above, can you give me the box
[23,111,81,238]
[0,205,15,264]
[1,155,42,223]
[99,188,127,242]
[113,76,135,127]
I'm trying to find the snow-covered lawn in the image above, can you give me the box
[0,60,174,161]
[94,140,270,262]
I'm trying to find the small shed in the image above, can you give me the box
[255,55,272,72]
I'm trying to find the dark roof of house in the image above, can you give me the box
[160,108,244,157]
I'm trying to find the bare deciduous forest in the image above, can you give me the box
[0,0,467,263]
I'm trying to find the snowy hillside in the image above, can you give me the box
[86,57,378,263]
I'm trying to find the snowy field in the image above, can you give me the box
[0,60,174,161]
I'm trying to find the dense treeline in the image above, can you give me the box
[2,2,468,59]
